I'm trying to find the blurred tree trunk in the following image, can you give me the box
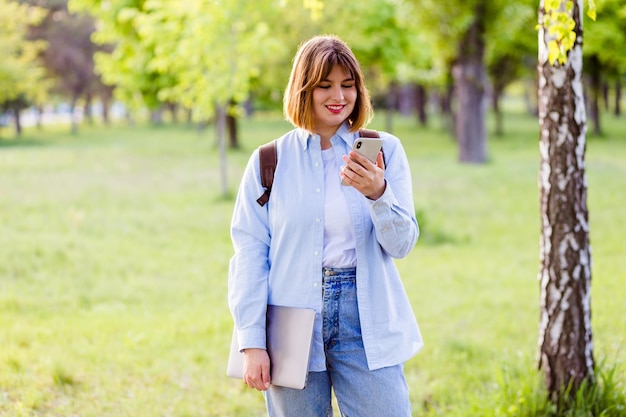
[492,88,504,137]
[602,81,609,111]
[101,98,110,125]
[454,3,487,163]
[167,102,179,124]
[226,113,238,148]
[525,77,539,116]
[414,83,428,127]
[385,81,399,134]
[2,96,29,137]
[99,84,114,126]
[84,93,93,125]
[537,0,594,403]
[36,106,44,130]
[13,109,22,136]
[150,108,163,125]
[615,79,621,116]
[216,104,228,197]
[70,95,79,135]
[438,80,456,139]
[226,99,238,149]
[587,55,601,136]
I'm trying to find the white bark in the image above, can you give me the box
[537,0,594,400]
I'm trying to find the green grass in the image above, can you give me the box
[0,108,624,416]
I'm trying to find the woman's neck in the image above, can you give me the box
[316,126,340,150]
[320,136,332,150]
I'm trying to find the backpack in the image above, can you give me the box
[256,129,380,207]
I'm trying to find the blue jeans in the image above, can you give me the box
[264,267,412,417]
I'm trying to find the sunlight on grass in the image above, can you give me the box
[0,108,624,416]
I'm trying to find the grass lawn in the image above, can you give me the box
[0,107,624,416]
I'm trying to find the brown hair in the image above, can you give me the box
[283,35,372,132]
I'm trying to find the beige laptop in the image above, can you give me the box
[227,305,316,390]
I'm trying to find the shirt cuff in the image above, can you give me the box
[368,180,394,208]
[237,326,267,352]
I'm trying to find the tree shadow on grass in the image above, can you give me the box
[0,136,48,148]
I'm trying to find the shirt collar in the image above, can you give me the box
[297,121,356,151]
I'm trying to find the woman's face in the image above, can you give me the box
[312,64,357,136]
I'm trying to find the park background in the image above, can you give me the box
[1,0,625,416]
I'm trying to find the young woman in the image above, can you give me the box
[228,34,423,417]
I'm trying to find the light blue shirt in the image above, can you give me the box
[228,122,423,371]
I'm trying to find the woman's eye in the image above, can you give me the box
[342,84,354,89]
[318,85,331,89]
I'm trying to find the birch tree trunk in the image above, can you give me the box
[537,0,594,401]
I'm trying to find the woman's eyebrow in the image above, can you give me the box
[320,77,355,82]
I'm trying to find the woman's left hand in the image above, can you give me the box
[340,150,386,200]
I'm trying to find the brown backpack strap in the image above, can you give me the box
[358,128,380,138]
[256,140,277,207]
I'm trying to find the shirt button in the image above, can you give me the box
[314,162,320,167]
[313,282,319,288]
[315,218,321,223]
[316,188,321,193]
[314,251,319,256]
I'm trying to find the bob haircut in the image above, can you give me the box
[283,35,373,133]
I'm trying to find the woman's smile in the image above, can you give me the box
[326,104,346,114]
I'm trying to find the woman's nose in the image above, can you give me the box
[331,85,344,100]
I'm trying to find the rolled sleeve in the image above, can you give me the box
[367,136,419,258]
[228,150,271,351]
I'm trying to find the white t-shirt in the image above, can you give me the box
[321,147,357,268]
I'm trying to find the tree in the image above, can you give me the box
[537,0,595,403]
[583,0,626,135]
[410,0,510,163]
[70,0,314,197]
[313,0,424,133]
[68,0,182,126]
[0,0,47,137]
[28,1,99,133]
[147,0,293,195]
[486,0,536,136]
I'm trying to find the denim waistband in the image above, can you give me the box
[322,267,356,279]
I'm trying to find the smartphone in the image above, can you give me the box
[341,138,383,185]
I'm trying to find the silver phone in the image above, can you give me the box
[341,138,383,185]
[353,138,383,162]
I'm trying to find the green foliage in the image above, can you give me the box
[315,0,431,89]
[542,0,578,65]
[0,0,48,105]
[584,0,626,77]
[450,358,626,417]
[68,0,179,110]
[539,0,598,65]
[69,0,307,118]
[67,0,439,117]
[486,0,537,95]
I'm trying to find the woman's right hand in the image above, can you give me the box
[242,348,271,391]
